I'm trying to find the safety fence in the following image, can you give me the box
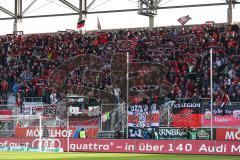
[0,100,239,142]
[0,138,240,155]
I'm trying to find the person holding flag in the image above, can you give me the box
[219,87,231,116]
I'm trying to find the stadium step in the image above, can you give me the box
[97,132,115,139]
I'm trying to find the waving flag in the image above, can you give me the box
[130,38,138,52]
[177,15,191,25]
[77,19,85,29]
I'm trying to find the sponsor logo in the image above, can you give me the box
[197,129,209,140]
[225,130,240,140]
[26,128,73,138]
[216,128,240,141]
[158,128,186,137]
[233,110,240,120]
[203,110,211,120]
[32,139,61,148]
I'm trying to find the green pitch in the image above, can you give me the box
[0,152,239,160]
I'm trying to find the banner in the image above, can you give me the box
[0,138,64,152]
[128,127,186,139]
[15,127,98,138]
[1,138,240,155]
[216,128,240,141]
[67,105,101,117]
[172,102,202,127]
[0,146,63,152]
[68,139,240,155]
[21,104,56,117]
[21,103,100,117]
[128,127,213,140]
[128,104,160,128]
[202,104,240,127]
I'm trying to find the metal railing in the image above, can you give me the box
[22,97,43,103]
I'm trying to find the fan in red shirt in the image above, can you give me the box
[1,80,8,97]
[219,87,231,116]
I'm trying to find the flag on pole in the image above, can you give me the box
[97,16,101,31]
[128,38,139,60]
[129,38,138,52]
[77,19,85,29]
[177,15,191,25]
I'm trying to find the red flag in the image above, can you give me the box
[130,38,138,51]
[97,16,101,31]
[177,15,191,25]
[77,19,85,29]
[97,32,109,44]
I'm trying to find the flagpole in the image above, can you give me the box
[126,52,129,139]
[39,115,42,152]
[210,48,213,140]
[78,0,83,33]
[97,16,102,31]
[67,115,70,152]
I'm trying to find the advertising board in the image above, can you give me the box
[1,138,239,155]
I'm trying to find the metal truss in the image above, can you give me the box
[0,0,239,32]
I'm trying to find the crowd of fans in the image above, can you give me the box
[0,22,240,106]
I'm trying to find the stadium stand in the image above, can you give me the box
[0,23,239,107]
[0,22,239,142]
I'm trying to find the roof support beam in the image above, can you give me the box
[13,0,22,32]
[0,2,239,21]
[226,0,237,24]
[86,0,96,10]
[22,0,38,15]
[0,6,14,17]
[157,0,162,5]
[58,0,80,13]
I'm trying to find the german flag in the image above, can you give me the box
[77,19,85,29]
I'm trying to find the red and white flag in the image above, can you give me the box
[129,38,138,52]
[97,16,101,31]
[177,15,191,25]
[77,19,85,29]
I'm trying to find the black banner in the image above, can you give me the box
[128,127,214,140]
[172,102,202,127]
[203,104,240,116]
[172,102,202,114]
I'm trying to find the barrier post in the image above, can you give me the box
[210,48,213,140]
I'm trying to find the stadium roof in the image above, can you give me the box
[0,0,239,34]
